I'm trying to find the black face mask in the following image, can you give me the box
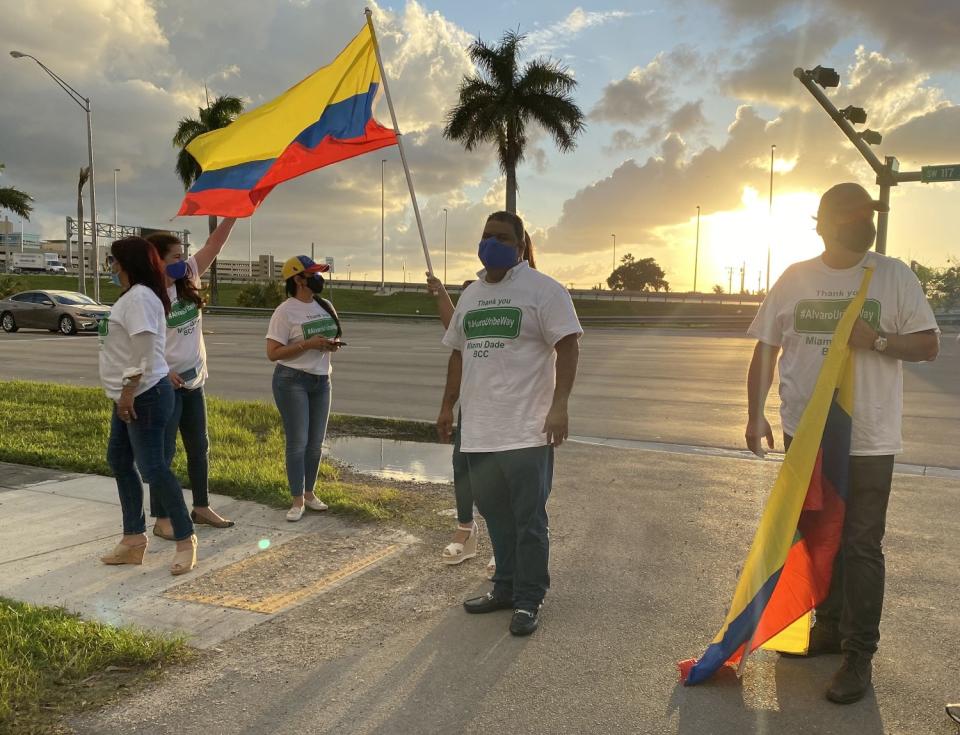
[306,274,324,294]
[834,219,876,253]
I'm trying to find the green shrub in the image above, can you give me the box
[236,280,284,308]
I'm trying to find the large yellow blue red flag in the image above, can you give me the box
[679,267,875,685]
[177,25,397,217]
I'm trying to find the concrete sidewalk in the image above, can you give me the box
[4,443,960,734]
[0,463,417,648]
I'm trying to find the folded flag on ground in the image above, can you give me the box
[177,24,397,218]
[679,267,874,685]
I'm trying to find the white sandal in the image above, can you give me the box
[442,522,478,565]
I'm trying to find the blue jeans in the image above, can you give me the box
[150,385,210,519]
[467,445,554,610]
[106,377,193,541]
[272,364,331,497]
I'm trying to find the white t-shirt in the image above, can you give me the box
[266,297,340,376]
[98,284,170,401]
[748,251,939,455]
[165,255,206,389]
[442,261,583,452]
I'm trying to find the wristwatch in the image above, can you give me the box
[872,332,888,353]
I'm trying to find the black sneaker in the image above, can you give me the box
[463,592,513,614]
[781,624,842,658]
[826,653,872,704]
[509,608,540,636]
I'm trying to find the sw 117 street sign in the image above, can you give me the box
[921,164,960,183]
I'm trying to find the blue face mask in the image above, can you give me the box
[110,270,121,286]
[478,237,520,270]
[166,260,189,280]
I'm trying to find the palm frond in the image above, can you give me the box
[517,59,578,97]
[521,93,586,153]
[172,118,207,149]
[0,187,33,220]
[175,149,201,191]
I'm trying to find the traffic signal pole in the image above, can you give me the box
[793,67,926,255]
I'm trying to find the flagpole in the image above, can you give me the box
[364,7,435,276]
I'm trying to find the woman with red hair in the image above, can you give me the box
[98,237,197,575]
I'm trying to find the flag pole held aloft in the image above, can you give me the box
[364,7,435,276]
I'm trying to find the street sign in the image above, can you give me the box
[921,164,960,183]
[324,256,335,273]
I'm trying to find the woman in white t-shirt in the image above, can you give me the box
[98,237,197,575]
[266,256,344,521]
[145,221,236,539]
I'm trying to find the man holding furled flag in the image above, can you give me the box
[680,183,939,705]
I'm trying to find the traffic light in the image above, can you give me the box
[840,106,867,125]
[810,65,840,88]
[860,129,883,146]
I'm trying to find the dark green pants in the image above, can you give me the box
[466,445,554,610]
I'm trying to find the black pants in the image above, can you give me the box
[786,434,895,657]
[466,445,554,610]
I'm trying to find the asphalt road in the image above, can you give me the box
[1,315,958,468]
[69,443,960,735]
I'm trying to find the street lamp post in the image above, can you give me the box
[380,158,386,291]
[611,233,616,274]
[766,144,776,293]
[442,207,448,285]
[11,51,99,300]
[12,52,99,297]
[693,205,700,293]
[113,168,119,236]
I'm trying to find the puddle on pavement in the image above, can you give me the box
[326,436,453,484]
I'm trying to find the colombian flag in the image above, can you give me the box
[679,267,875,685]
[177,25,397,217]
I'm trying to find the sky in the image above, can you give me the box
[1,0,958,291]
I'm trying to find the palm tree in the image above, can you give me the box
[443,31,585,213]
[173,95,244,304]
[0,164,34,220]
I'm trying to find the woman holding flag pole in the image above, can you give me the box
[146,219,237,539]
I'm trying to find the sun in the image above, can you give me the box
[697,188,824,293]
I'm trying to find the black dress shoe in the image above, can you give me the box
[463,592,513,614]
[826,653,872,704]
[509,608,540,636]
[781,624,842,658]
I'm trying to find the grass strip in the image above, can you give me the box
[0,597,186,733]
[5,273,759,317]
[0,380,427,520]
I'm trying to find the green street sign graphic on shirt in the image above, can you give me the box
[167,300,200,329]
[98,313,109,341]
[794,298,881,333]
[301,316,339,340]
[463,307,523,339]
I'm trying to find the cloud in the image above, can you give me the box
[709,0,960,70]
[883,105,960,165]
[526,7,635,55]
[718,21,843,106]
[0,0,498,284]
[591,53,674,124]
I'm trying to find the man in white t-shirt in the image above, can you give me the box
[438,211,582,636]
[746,182,940,704]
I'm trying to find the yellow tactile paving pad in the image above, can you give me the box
[165,537,402,615]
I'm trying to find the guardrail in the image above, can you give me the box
[202,304,960,328]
